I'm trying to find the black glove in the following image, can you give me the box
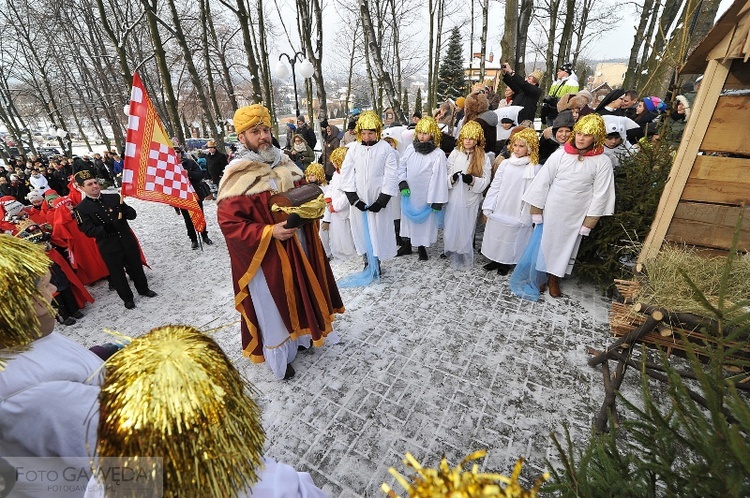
[368,192,392,212]
[462,173,473,185]
[398,181,409,191]
[104,223,119,235]
[452,171,461,182]
[345,191,360,206]
[431,203,444,211]
[354,200,367,211]
[368,202,383,212]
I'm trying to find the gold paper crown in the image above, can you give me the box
[73,169,92,185]
[305,162,327,185]
[355,110,383,142]
[509,128,540,165]
[571,113,606,149]
[234,104,272,134]
[329,147,348,168]
[0,235,52,353]
[97,325,265,498]
[414,116,442,147]
[457,121,486,151]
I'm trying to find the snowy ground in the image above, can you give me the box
[59,191,636,496]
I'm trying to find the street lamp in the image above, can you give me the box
[275,51,311,117]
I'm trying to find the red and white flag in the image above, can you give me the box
[122,72,206,232]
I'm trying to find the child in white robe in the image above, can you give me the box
[324,147,357,261]
[443,121,492,270]
[397,116,449,261]
[481,128,541,275]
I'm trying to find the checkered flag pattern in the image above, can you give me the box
[145,143,194,200]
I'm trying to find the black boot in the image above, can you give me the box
[496,263,511,276]
[201,232,213,245]
[397,240,412,256]
[191,239,199,250]
[418,246,428,261]
[483,261,500,271]
[394,219,403,246]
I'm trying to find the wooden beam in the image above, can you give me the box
[665,202,750,251]
[639,59,731,263]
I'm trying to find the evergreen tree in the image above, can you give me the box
[437,27,466,102]
[414,87,423,116]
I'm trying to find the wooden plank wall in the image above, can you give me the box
[666,90,750,253]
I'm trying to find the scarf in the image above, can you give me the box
[413,141,437,155]
[564,141,603,157]
[232,141,283,168]
[507,154,536,179]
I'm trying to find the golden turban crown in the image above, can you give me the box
[414,116,442,147]
[233,104,272,134]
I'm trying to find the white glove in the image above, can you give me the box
[579,225,592,236]
[531,214,543,225]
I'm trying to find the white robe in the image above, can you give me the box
[397,144,448,247]
[443,149,491,268]
[0,332,103,458]
[326,171,357,260]
[522,147,615,277]
[339,140,399,260]
[84,457,327,498]
[481,155,541,264]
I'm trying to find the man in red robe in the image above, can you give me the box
[217,104,344,380]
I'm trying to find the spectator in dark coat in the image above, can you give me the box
[296,115,317,150]
[205,139,229,185]
[175,148,212,249]
[627,96,665,143]
[320,121,340,181]
[499,63,544,124]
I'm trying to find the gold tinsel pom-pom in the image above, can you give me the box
[458,121,486,151]
[382,451,548,498]
[414,116,442,147]
[97,325,266,498]
[0,235,52,355]
[330,146,349,168]
[356,110,383,141]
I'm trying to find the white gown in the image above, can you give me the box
[443,149,491,268]
[522,147,615,277]
[339,140,399,261]
[326,171,357,260]
[397,144,449,247]
[0,332,103,458]
[481,155,541,264]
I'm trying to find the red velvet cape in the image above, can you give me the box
[217,191,344,363]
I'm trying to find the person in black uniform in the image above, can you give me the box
[175,147,212,249]
[72,170,157,309]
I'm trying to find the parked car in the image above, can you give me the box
[185,138,208,151]
[37,146,62,158]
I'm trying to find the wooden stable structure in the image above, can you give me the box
[639,0,750,262]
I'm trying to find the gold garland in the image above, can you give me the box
[271,194,327,220]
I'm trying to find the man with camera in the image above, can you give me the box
[499,62,544,125]
[541,62,580,126]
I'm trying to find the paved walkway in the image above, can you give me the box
[64,197,622,496]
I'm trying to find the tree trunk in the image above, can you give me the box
[255,0,278,135]
[359,0,407,123]
[205,4,238,110]
[542,0,561,92]
[516,0,534,72]
[479,0,489,81]
[220,0,264,103]
[556,0,576,67]
[141,0,182,143]
[343,20,360,129]
[199,0,225,147]
[501,0,518,69]
[635,0,663,89]
[623,0,655,90]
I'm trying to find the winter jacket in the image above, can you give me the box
[502,72,543,124]
[322,125,341,179]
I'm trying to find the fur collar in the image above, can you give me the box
[217,155,304,201]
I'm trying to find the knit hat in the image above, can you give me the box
[529,70,544,83]
[96,325,266,498]
[414,116,442,147]
[27,191,44,203]
[0,196,24,220]
[233,104,271,134]
[642,96,666,113]
[675,95,691,120]
[355,110,383,141]
[0,235,52,353]
[73,169,94,185]
[558,62,574,75]
[552,110,576,131]
[577,89,594,105]
[51,196,73,210]
[455,96,466,109]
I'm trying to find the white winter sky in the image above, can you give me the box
[271,0,735,72]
